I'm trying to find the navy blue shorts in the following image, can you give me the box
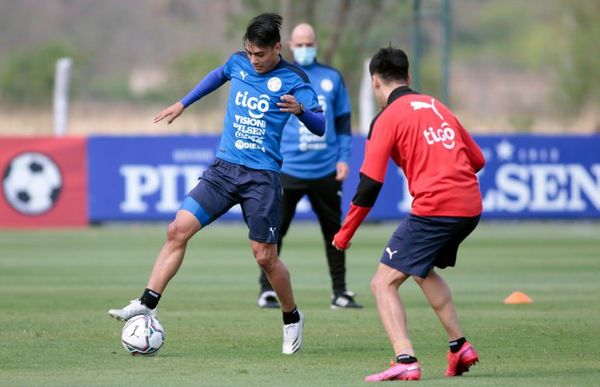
[180,159,281,244]
[380,214,480,278]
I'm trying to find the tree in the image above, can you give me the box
[0,43,76,104]
[557,0,600,116]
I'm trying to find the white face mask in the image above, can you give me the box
[293,46,317,66]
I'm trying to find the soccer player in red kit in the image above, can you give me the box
[333,47,485,381]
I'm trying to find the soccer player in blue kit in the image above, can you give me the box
[256,23,362,310]
[108,13,325,355]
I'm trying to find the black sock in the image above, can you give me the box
[140,288,161,309]
[449,337,466,353]
[282,306,300,325]
[396,354,418,364]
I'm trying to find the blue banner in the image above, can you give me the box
[477,135,600,218]
[88,135,600,221]
[89,136,224,220]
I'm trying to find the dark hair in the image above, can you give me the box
[369,46,409,83]
[243,13,283,47]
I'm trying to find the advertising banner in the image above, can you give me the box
[88,136,228,221]
[0,137,88,228]
[87,135,600,222]
[476,135,600,218]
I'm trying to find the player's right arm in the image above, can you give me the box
[281,84,325,136]
[154,66,228,124]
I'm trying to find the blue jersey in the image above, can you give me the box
[216,52,321,172]
[280,61,352,179]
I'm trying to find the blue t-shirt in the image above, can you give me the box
[280,61,352,179]
[215,52,321,172]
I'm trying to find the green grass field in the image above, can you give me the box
[1,221,599,386]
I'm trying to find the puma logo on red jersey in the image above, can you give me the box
[411,99,456,150]
[410,99,444,120]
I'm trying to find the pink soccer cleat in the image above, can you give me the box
[365,362,421,382]
[445,341,479,377]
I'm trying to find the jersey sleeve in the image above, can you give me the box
[333,115,395,249]
[180,66,227,107]
[360,115,396,183]
[334,74,352,117]
[293,83,322,113]
[293,83,325,136]
[334,73,352,162]
[221,52,240,80]
[457,121,485,172]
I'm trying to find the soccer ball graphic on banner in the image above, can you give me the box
[121,315,165,356]
[2,152,62,215]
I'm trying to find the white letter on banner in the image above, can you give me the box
[120,165,160,213]
[481,188,495,211]
[567,164,600,211]
[181,166,206,192]
[156,166,180,212]
[529,165,568,211]
[496,164,530,212]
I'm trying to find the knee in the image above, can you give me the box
[256,254,280,274]
[255,255,275,271]
[166,221,189,246]
[370,276,384,296]
[371,272,404,296]
[252,245,277,272]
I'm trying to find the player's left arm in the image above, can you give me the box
[278,85,325,136]
[334,75,352,180]
[154,66,228,124]
[332,172,382,250]
[333,117,395,250]
[457,121,486,172]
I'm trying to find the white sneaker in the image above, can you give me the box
[257,290,280,309]
[331,291,363,309]
[282,310,304,354]
[108,299,157,321]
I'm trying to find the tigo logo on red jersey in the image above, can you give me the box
[410,99,456,150]
[423,123,456,150]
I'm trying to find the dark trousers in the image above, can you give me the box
[259,172,347,295]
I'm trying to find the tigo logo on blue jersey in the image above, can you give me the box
[234,91,270,119]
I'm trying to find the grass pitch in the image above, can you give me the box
[1,221,599,386]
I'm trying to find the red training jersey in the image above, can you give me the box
[362,87,484,216]
[333,86,485,249]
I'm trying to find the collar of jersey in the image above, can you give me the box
[387,85,419,105]
[268,54,286,73]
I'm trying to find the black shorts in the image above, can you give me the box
[380,214,480,278]
[180,159,281,244]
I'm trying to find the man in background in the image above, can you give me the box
[257,23,361,310]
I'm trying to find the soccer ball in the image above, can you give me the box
[121,315,165,356]
[2,152,62,215]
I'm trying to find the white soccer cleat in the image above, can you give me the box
[282,310,304,354]
[108,299,157,322]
